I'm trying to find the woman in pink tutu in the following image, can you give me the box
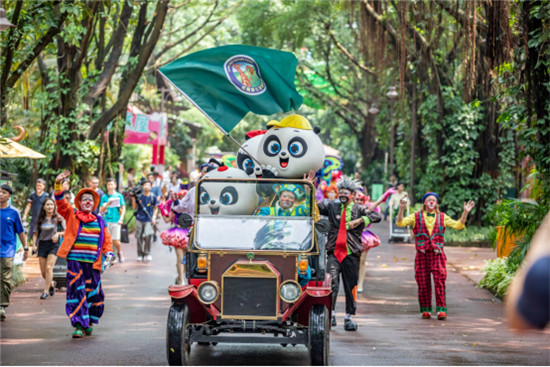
[159,190,189,285]
[354,191,381,293]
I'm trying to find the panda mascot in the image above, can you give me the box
[236,130,266,178]
[198,165,259,215]
[256,114,325,179]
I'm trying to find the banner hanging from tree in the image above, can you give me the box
[159,45,303,134]
[124,105,167,146]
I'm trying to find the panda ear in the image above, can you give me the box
[208,158,222,166]
[314,127,321,134]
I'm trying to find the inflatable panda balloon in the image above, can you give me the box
[257,115,325,179]
[236,130,266,178]
[199,166,259,215]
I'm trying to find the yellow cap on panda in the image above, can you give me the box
[267,114,312,130]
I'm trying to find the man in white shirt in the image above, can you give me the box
[388,182,408,217]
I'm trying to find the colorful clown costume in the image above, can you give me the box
[397,210,465,314]
[65,260,104,328]
[54,188,113,332]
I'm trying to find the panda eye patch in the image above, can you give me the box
[263,136,281,157]
[237,153,250,171]
[220,186,239,205]
[288,137,307,158]
[199,187,210,204]
[244,158,254,169]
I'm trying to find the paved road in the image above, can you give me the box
[1,220,549,365]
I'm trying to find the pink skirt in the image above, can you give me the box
[362,229,380,252]
[160,227,189,250]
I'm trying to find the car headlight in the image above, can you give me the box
[197,281,219,304]
[279,280,302,303]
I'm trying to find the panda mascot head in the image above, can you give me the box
[236,130,266,178]
[199,165,259,215]
[257,115,325,179]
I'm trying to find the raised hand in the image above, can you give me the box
[464,200,475,213]
[399,194,408,209]
[303,169,316,185]
[55,170,70,183]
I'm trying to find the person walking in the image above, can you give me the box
[147,172,163,202]
[131,180,158,262]
[396,192,475,320]
[22,178,49,244]
[383,175,397,220]
[53,170,114,338]
[316,176,382,330]
[62,178,75,205]
[164,171,183,196]
[388,182,408,218]
[88,176,105,216]
[32,197,65,299]
[99,178,126,263]
[0,184,28,320]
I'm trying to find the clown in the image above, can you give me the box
[396,192,475,320]
[316,176,382,330]
[199,166,259,215]
[159,189,190,285]
[353,191,381,293]
[257,184,310,216]
[53,170,114,338]
[257,114,325,179]
[237,130,266,178]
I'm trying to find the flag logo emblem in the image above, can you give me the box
[224,55,266,95]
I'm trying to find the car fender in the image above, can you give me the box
[282,274,332,325]
[168,285,218,323]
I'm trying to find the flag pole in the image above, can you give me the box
[225,133,262,166]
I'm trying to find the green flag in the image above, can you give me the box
[159,45,303,134]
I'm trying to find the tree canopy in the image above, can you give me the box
[1,0,548,225]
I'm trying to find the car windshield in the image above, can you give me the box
[194,178,314,251]
[195,215,313,251]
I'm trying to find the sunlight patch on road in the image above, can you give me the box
[1,338,45,345]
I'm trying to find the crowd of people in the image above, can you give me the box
[0,165,488,335]
[0,165,194,334]
[5,163,550,337]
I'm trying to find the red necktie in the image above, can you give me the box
[334,205,348,263]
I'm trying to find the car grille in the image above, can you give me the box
[222,277,277,318]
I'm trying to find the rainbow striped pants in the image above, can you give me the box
[66,260,104,328]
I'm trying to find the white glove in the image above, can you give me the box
[103,254,114,270]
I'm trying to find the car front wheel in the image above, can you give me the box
[308,304,330,365]
[166,302,191,366]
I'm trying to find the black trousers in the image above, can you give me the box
[327,252,360,315]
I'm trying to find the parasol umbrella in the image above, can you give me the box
[0,136,46,159]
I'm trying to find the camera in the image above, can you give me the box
[128,177,146,197]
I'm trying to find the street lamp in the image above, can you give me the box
[0,0,15,31]
[386,86,398,178]
[368,103,380,115]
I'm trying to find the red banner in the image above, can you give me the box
[124,105,167,146]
